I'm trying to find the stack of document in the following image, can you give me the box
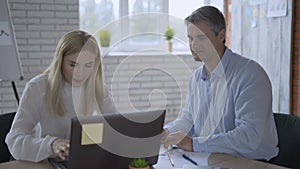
[154,146,212,169]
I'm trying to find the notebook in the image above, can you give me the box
[48,109,166,169]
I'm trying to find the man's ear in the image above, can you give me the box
[217,28,226,43]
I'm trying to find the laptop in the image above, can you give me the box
[48,109,166,169]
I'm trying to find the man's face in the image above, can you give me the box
[62,51,96,87]
[187,22,222,62]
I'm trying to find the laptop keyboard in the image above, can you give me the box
[60,162,68,169]
[48,158,68,169]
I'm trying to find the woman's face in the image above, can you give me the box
[62,51,96,87]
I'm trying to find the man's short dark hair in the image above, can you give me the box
[185,6,226,36]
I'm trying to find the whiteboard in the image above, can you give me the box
[0,0,23,81]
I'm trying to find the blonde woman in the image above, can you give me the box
[5,30,117,162]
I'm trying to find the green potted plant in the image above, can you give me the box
[98,29,111,47]
[129,158,150,169]
[164,25,175,52]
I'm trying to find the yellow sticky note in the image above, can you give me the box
[81,123,103,145]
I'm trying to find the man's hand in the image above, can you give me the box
[161,129,168,144]
[51,138,70,160]
[162,131,193,151]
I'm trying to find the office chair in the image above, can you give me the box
[268,113,300,169]
[0,112,15,163]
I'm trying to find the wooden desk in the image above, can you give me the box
[208,154,288,169]
[0,153,289,169]
[155,153,289,169]
[0,160,52,169]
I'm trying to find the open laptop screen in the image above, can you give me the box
[67,109,166,169]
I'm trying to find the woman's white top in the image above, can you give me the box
[5,74,117,162]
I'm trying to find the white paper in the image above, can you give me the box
[155,146,211,169]
[182,165,213,169]
[170,149,210,167]
[267,0,287,17]
[249,0,266,5]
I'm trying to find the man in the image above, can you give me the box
[162,6,278,160]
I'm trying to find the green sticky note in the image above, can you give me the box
[81,123,103,145]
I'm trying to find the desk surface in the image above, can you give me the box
[0,153,288,169]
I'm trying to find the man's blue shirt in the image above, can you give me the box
[165,48,278,160]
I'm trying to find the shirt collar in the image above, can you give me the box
[63,81,72,89]
[201,48,231,81]
[63,81,72,94]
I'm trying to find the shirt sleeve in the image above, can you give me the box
[193,64,275,159]
[100,86,118,114]
[5,81,57,162]
[164,76,195,134]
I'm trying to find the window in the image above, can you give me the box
[79,0,119,34]
[80,0,221,52]
[127,0,163,46]
[169,0,206,19]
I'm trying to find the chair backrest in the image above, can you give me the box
[0,112,15,163]
[269,113,300,168]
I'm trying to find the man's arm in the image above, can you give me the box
[164,76,197,134]
[192,63,277,160]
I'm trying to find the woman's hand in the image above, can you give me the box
[51,138,70,160]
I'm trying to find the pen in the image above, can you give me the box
[182,153,198,166]
[166,151,175,167]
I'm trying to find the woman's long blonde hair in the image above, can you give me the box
[44,30,104,116]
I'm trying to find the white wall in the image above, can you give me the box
[230,0,292,113]
[0,0,201,124]
[0,0,79,113]
[102,53,200,123]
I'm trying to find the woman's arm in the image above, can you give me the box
[5,81,57,162]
